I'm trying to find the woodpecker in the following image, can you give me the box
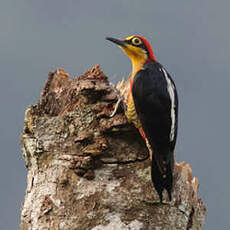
[106,35,178,203]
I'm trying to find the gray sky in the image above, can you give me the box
[0,0,230,229]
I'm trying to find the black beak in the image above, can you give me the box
[106,37,126,47]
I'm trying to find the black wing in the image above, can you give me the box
[132,61,178,155]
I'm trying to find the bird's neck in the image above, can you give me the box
[130,55,156,79]
[131,59,145,79]
[128,60,145,103]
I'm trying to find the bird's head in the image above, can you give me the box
[106,35,156,71]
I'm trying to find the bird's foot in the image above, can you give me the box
[110,97,122,117]
[109,82,126,117]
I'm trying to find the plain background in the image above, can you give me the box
[1,0,230,229]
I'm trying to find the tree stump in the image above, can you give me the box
[20,65,206,230]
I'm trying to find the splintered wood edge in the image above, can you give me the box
[175,162,199,198]
[56,68,70,78]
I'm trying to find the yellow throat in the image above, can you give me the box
[120,36,148,77]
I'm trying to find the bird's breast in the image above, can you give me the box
[126,86,142,129]
[125,66,144,128]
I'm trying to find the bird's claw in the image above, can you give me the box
[109,82,126,117]
[110,97,122,117]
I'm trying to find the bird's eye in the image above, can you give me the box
[132,37,142,46]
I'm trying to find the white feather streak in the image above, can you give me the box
[162,68,176,142]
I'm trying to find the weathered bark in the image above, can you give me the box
[20,65,206,230]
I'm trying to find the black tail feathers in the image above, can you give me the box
[151,152,174,202]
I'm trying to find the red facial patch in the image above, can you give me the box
[135,35,156,62]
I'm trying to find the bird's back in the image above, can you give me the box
[132,61,178,154]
